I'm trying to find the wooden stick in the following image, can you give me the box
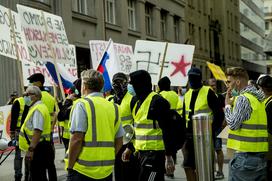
[41,11,65,100]
[8,9,24,94]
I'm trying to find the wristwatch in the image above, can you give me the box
[28,146,34,152]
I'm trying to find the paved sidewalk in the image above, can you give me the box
[0,144,230,180]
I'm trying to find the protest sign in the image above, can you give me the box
[132,40,167,84]
[0,5,30,62]
[162,43,195,86]
[17,4,71,64]
[22,44,77,86]
[0,105,12,141]
[206,62,227,81]
[89,40,134,74]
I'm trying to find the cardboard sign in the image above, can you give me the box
[162,43,195,86]
[206,62,227,81]
[132,40,167,84]
[0,5,30,62]
[0,105,12,141]
[132,40,195,86]
[17,4,71,64]
[89,40,134,74]
[22,45,78,86]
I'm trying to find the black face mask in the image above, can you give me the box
[189,75,202,89]
[112,81,128,98]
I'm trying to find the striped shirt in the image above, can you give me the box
[224,85,265,130]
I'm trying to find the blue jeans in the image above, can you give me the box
[229,152,267,181]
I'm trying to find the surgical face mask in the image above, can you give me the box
[24,96,32,106]
[231,89,239,97]
[127,84,136,96]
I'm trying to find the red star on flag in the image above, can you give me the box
[170,55,191,77]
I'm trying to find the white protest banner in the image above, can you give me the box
[161,43,195,86]
[22,44,77,86]
[0,105,12,141]
[17,4,71,64]
[89,40,134,74]
[0,5,30,62]
[132,40,167,84]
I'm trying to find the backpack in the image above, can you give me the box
[168,109,186,152]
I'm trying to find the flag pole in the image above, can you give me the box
[96,38,112,69]
[41,10,65,100]
[8,9,24,94]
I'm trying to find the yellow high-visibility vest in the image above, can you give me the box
[227,93,268,152]
[160,90,183,113]
[19,102,51,151]
[41,91,56,115]
[14,97,25,128]
[132,92,164,151]
[184,86,212,126]
[66,95,121,179]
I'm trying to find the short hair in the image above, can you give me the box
[26,86,42,99]
[81,69,104,92]
[226,67,249,80]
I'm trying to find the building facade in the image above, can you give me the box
[0,0,186,105]
[240,0,266,78]
[185,0,241,81]
[264,0,272,74]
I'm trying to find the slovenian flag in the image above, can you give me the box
[97,39,119,92]
[45,62,77,93]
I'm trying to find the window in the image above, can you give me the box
[204,29,207,51]
[128,0,136,30]
[145,4,153,35]
[227,11,229,28]
[266,22,269,30]
[105,0,116,24]
[36,0,50,4]
[160,11,167,40]
[197,0,201,12]
[264,7,269,13]
[203,0,206,14]
[72,0,95,16]
[199,27,202,49]
[174,16,180,42]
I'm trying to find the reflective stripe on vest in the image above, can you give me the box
[68,96,120,179]
[119,92,133,126]
[184,86,212,126]
[133,92,164,151]
[227,93,268,152]
[19,102,51,152]
[15,97,25,128]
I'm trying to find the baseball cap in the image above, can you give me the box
[27,73,45,84]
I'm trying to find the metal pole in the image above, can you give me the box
[192,113,214,181]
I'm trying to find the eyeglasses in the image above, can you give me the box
[24,92,35,96]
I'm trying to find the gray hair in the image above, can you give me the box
[81,69,104,92]
[26,86,42,99]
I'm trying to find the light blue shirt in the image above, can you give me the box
[70,92,124,138]
[26,101,44,131]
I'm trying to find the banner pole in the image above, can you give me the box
[156,42,168,91]
[41,11,65,100]
[8,9,24,94]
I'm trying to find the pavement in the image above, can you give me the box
[0,143,230,181]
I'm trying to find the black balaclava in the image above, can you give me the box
[129,70,152,101]
[72,78,82,98]
[112,72,128,104]
[188,67,202,89]
[158,76,171,92]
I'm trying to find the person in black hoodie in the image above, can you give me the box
[122,70,176,181]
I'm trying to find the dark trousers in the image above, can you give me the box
[67,169,112,181]
[62,137,69,152]
[14,146,23,180]
[137,151,165,181]
[28,141,57,181]
[114,145,138,181]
